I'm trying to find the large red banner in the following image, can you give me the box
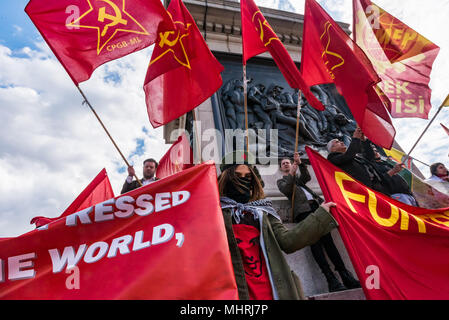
[0,163,238,300]
[306,147,449,299]
[25,0,173,84]
[353,0,440,119]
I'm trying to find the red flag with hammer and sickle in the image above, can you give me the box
[144,0,224,128]
[25,0,174,84]
[301,0,396,149]
[240,0,324,111]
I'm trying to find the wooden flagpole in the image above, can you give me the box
[76,85,142,186]
[243,64,250,153]
[290,90,302,222]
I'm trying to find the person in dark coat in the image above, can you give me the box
[327,127,391,196]
[277,152,360,292]
[121,158,159,194]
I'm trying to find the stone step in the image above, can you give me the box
[308,288,366,300]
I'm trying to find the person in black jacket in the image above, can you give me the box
[277,152,360,292]
[327,127,391,196]
[121,158,159,194]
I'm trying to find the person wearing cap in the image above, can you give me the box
[425,163,449,195]
[218,150,339,300]
[327,127,391,196]
[277,152,360,292]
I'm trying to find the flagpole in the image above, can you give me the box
[192,108,202,163]
[76,85,143,187]
[406,103,445,161]
[243,64,250,153]
[291,89,302,222]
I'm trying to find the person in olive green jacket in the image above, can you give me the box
[217,152,339,300]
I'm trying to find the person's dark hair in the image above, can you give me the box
[279,157,293,168]
[143,158,158,168]
[430,162,445,176]
[217,165,265,201]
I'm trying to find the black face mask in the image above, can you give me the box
[225,177,252,204]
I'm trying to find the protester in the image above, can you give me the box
[425,163,449,195]
[121,158,159,194]
[327,126,391,196]
[218,151,339,300]
[277,152,360,292]
[369,146,419,206]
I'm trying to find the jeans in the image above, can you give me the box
[391,193,418,206]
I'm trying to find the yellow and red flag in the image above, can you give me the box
[156,132,193,179]
[306,146,449,299]
[353,0,440,119]
[25,0,174,84]
[240,0,324,111]
[144,0,224,128]
[301,0,395,149]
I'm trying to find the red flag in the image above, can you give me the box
[25,0,174,84]
[0,163,238,299]
[240,0,324,111]
[306,146,449,299]
[144,0,224,128]
[156,132,193,179]
[30,168,115,228]
[353,0,440,119]
[301,0,395,149]
[441,123,449,136]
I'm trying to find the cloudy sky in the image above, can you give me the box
[0,0,448,237]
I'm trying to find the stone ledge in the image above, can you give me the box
[308,288,366,300]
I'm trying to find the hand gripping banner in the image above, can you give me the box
[0,163,238,300]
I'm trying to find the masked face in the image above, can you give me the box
[224,165,253,203]
[233,224,263,278]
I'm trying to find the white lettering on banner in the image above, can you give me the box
[48,226,183,273]
[7,253,37,281]
[65,191,191,227]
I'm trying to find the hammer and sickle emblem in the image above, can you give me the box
[252,12,278,47]
[159,31,180,48]
[97,0,128,37]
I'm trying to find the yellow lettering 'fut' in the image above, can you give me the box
[335,171,427,233]
[67,0,150,55]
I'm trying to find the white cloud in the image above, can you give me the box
[0,43,170,237]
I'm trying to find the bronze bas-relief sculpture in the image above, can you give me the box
[220,78,356,157]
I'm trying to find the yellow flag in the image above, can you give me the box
[442,94,449,107]
[383,147,405,163]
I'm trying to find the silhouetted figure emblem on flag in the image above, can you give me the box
[251,11,279,47]
[66,0,151,55]
[320,22,345,78]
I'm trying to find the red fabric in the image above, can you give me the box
[441,123,449,136]
[30,168,114,228]
[156,132,193,179]
[232,224,273,300]
[0,163,238,300]
[306,146,449,300]
[25,0,173,84]
[144,0,224,128]
[301,0,395,149]
[240,0,324,111]
[353,0,439,119]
